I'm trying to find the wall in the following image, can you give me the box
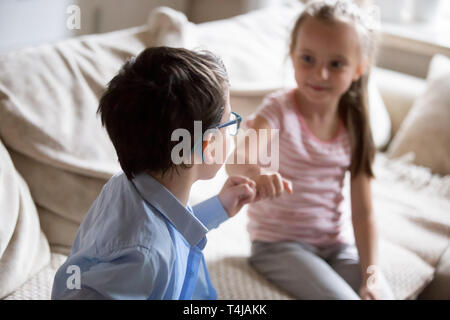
[85,0,187,34]
[0,0,75,53]
[1,0,446,78]
[0,0,187,53]
[187,0,284,23]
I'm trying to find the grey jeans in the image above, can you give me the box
[249,240,394,300]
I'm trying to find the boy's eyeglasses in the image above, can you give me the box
[191,111,242,162]
[213,111,241,136]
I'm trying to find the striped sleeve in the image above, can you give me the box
[246,93,283,130]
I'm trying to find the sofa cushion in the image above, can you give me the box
[0,139,50,298]
[373,68,426,138]
[387,54,450,175]
[0,27,152,252]
[7,149,106,254]
[370,155,450,298]
[3,253,66,300]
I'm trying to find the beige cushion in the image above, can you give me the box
[0,139,50,298]
[370,154,450,299]
[0,27,152,252]
[4,253,67,300]
[387,54,450,175]
[7,149,106,253]
[373,68,426,138]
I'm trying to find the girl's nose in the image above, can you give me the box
[312,63,329,80]
[318,65,329,80]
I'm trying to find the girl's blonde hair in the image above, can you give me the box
[290,0,380,177]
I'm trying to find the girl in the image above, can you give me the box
[226,0,394,300]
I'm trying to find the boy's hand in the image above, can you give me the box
[253,172,293,201]
[218,176,257,218]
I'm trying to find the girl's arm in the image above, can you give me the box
[226,115,270,179]
[350,172,380,298]
[226,115,292,198]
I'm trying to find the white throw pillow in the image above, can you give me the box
[427,54,450,83]
[372,68,426,138]
[387,54,450,175]
[0,139,50,298]
[368,72,392,148]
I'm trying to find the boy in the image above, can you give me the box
[51,47,260,299]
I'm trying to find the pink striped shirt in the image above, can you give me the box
[246,89,354,247]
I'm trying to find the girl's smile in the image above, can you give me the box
[305,82,332,92]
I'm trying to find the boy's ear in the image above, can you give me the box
[200,133,214,163]
[202,140,209,156]
[353,58,369,81]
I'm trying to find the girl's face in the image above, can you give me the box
[291,17,364,105]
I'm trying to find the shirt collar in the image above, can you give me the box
[131,172,208,247]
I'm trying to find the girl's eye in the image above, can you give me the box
[301,55,314,64]
[330,60,344,69]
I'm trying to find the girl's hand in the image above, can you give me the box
[359,268,384,300]
[218,175,257,218]
[253,172,293,201]
[359,283,383,300]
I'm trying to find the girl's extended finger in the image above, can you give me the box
[282,179,293,194]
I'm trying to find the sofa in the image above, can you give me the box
[1,3,449,300]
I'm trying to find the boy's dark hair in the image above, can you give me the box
[98,47,229,180]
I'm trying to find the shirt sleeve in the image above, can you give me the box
[192,195,229,231]
[246,92,283,130]
[52,246,168,300]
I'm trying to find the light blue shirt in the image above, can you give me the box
[51,172,229,300]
